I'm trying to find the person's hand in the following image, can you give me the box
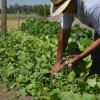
[64,55,81,70]
[70,54,81,64]
[50,62,63,76]
[50,58,66,76]
[50,55,81,76]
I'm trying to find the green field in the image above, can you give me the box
[0,17,100,99]
[0,13,41,19]
[0,14,45,28]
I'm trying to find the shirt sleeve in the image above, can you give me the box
[61,12,74,29]
[88,6,100,36]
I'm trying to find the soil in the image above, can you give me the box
[0,90,10,100]
[0,90,32,100]
[0,19,25,28]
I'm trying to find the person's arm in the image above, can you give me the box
[50,28,71,76]
[50,13,74,75]
[71,38,100,63]
[80,38,100,58]
[56,28,70,63]
[56,12,74,63]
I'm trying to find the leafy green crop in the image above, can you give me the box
[0,18,99,99]
[20,17,60,38]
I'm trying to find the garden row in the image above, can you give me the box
[0,18,100,99]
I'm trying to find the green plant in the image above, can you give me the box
[0,18,99,99]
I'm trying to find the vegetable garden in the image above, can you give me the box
[0,18,100,100]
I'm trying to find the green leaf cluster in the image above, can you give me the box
[0,18,99,99]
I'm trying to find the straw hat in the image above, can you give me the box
[50,0,72,16]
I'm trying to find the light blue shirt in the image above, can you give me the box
[61,0,100,35]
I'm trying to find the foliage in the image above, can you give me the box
[33,5,50,16]
[7,4,50,16]
[0,18,100,99]
[20,17,60,38]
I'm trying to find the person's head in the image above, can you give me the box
[50,0,77,16]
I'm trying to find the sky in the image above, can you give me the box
[0,0,51,8]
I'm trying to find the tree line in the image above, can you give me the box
[0,4,50,17]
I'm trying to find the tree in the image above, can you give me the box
[7,4,50,16]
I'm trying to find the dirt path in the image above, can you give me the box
[0,91,10,100]
[0,90,32,100]
[0,19,25,28]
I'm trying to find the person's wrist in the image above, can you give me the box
[78,54,82,59]
[79,53,85,60]
[71,55,81,64]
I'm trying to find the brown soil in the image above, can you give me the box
[0,90,33,100]
[0,19,25,28]
[0,91,10,100]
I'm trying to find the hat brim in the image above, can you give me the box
[50,0,71,16]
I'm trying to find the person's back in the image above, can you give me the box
[81,0,100,33]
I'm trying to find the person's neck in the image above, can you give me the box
[63,0,77,14]
[68,0,77,14]
[72,0,77,14]
[75,0,78,13]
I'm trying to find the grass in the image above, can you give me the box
[0,13,45,28]
[0,13,39,20]
[0,14,33,28]
[0,13,47,20]
[0,19,25,28]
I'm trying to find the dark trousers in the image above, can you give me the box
[89,32,100,75]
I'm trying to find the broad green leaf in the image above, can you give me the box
[87,77,96,87]
[81,93,96,100]
[67,71,75,83]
